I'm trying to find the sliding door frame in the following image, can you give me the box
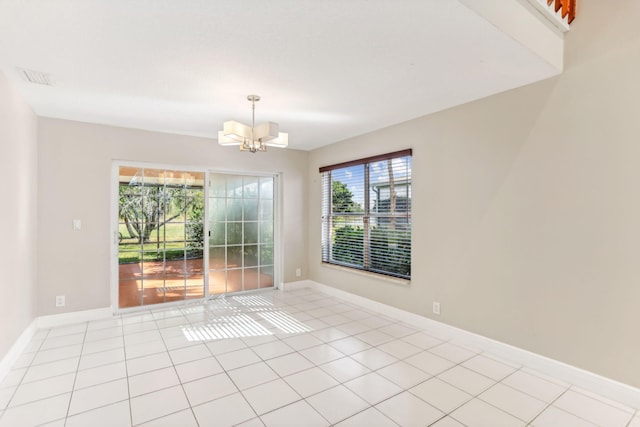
[110,160,283,314]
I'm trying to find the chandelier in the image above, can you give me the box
[218,95,288,153]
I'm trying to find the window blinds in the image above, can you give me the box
[320,150,412,279]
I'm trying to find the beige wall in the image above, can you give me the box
[7,0,640,391]
[0,73,38,360]
[308,1,640,388]
[37,118,308,316]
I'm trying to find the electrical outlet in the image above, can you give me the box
[56,295,66,307]
[432,302,441,315]
[295,268,301,277]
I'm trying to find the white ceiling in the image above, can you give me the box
[0,0,562,151]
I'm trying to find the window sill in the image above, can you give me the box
[320,262,411,286]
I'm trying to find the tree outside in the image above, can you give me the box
[118,184,204,263]
[329,174,411,278]
[332,180,362,213]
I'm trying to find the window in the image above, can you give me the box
[320,150,412,279]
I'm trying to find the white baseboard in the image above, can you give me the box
[0,319,37,385]
[0,307,114,385]
[280,279,317,291]
[287,280,640,408]
[37,307,113,329]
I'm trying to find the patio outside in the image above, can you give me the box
[118,167,274,309]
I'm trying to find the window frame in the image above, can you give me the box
[320,149,412,280]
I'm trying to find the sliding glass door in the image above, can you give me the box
[208,174,275,295]
[117,167,205,308]
[115,165,277,310]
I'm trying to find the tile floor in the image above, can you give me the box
[0,288,638,427]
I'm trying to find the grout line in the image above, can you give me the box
[526,387,578,427]
[4,289,637,427]
[112,312,134,427]
[62,321,88,425]
[155,309,200,427]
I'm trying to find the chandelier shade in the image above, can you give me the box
[218,95,288,152]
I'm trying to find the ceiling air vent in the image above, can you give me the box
[18,68,53,86]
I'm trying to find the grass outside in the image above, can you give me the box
[118,222,202,263]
